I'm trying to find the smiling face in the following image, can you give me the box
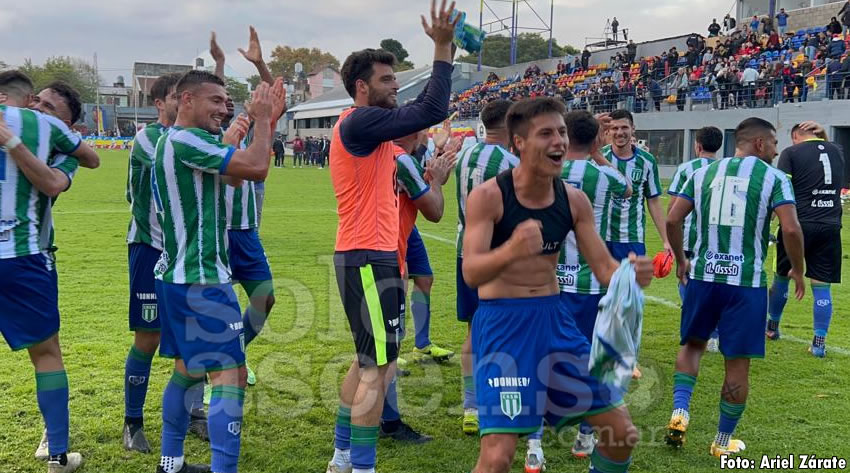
[180,82,228,134]
[363,63,399,109]
[513,112,568,178]
[610,118,633,149]
[32,88,72,125]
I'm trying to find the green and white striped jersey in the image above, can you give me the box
[681,156,795,288]
[603,145,662,243]
[152,126,236,284]
[668,157,715,254]
[397,153,429,199]
[557,159,629,294]
[127,123,165,249]
[0,105,81,259]
[225,181,257,230]
[455,143,519,257]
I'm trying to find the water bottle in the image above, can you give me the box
[450,9,486,54]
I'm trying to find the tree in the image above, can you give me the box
[225,77,250,103]
[380,38,414,71]
[457,33,580,68]
[267,46,339,80]
[246,74,262,90]
[18,56,100,103]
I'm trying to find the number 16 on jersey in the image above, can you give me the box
[708,176,750,227]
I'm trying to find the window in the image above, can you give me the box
[323,69,335,79]
[633,130,684,166]
[723,129,737,158]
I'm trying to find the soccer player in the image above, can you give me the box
[543,110,631,468]
[766,122,845,357]
[379,130,456,443]
[667,126,724,353]
[454,99,518,436]
[665,118,805,457]
[463,97,653,473]
[151,71,280,473]
[326,2,457,471]
[604,109,668,259]
[123,72,185,453]
[0,70,100,473]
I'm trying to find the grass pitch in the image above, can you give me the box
[0,150,848,472]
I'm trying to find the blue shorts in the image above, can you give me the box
[0,253,59,351]
[680,279,767,359]
[456,257,479,322]
[228,229,272,282]
[559,292,604,341]
[128,243,162,331]
[606,242,646,260]
[156,281,246,376]
[405,227,433,277]
[472,296,624,436]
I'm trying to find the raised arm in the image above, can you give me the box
[222,83,273,181]
[239,26,274,85]
[210,32,226,80]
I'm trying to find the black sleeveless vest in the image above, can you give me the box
[491,169,573,255]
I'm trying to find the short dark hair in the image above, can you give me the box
[734,117,776,143]
[608,109,634,125]
[44,81,82,124]
[176,70,225,95]
[506,97,566,150]
[564,110,599,147]
[150,73,182,102]
[480,100,513,130]
[0,70,34,99]
[695,126,723,153]
[340,49,396,98]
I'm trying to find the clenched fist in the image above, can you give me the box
[628,252,655,288]
[509,219,543,259]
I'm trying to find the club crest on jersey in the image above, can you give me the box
[500,392,522,420]
[630,168,644,182]
[227,421,241,436]
[141,304,158,323]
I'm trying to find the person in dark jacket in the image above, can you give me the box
[829,34,846,59]
[828,16,843,35]
[626,40,638,64]
[708,19,721,37]
[648,78,663,111]
[839,1,850,35]
[272,135,285,167]
[581,48,591,70]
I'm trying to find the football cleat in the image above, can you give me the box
[155,463,211,473]
[246,364,257,386]
[462,408,479,435]
[325,462,352,473]
[524,448,545,473]
[412,344,455,363]
[665,414,689,448]
[809,345,826,358]
[710,439,746,457]
[571,432,596,458]
[188,415,209,442]
[707,337,720,353]
[46,453,83,473]
[123,423,151,453]
[35,429,49,461]
[379,421,432,444]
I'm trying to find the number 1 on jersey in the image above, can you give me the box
[819,153,832,185]
[708,176,749,227]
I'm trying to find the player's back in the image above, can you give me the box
[777,140,844,226]
[686,156,795,288]
[127,122,165,249]
[668,157,716,253]
[455,142,519,256]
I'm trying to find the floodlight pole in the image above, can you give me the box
[548,0,554,58]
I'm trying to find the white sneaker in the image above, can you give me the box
[707,337,720,353]
[524,446,545,473]
[35,429,49,461]
[47,453,83,473]
[571,432,596,458]
[326,461,352,473]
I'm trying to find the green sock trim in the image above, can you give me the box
[411,289,430,305]
[35,371,68,391]
[210,385,245,401]
[241,279,274,299]
[129,345,155,362]
[350,424,379,446]
[337,406,351,427]
[719,400,746,419]
[463,375,474,391]
[773,274,790,283]
[673,372,697,388]
[170,371,204,389]
[590,450,631,473]
[811,283,831,288]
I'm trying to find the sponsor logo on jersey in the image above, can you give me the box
[141,303,158,323]
[500,392,522,420]
[704,251,744,262]
[705,261,740,276]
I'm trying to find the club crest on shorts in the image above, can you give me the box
[141,303,158,323]
[500,391,522,420]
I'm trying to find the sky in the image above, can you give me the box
[0,0,735,84]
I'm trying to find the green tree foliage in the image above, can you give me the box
[246,74,262,90]
[225,77,250,103]
[457,33,579,68]
[379,38,415,71]
[18,56,100,103]
[268,46,339,80]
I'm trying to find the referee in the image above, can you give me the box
[767,121,846,357]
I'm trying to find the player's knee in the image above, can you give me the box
[265,294,276,314]
[479,448,514,473]
[414,276,434,293]
[237,366,249,388]
[134,331,161,354]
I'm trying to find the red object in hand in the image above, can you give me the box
[653,250,674,278]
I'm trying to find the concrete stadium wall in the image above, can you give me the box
[782,3,845,33]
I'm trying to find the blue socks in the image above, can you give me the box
[125,345,154,421]
[589,449,631,473]
[768,275,790,323]
[716,401,746,448]
[411,289,431,350]
[161,371,202,458]
[381,376,400,423]
[240,280,274,346]
[812,284,832,347]
[579,421,594,435]
[350,424,379,470]
[334,405,352,450]
[462,375,476,410]
[36,370,69,456]
[528,426,543,440]
[673,372,696,411]
[208,385,245,473]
